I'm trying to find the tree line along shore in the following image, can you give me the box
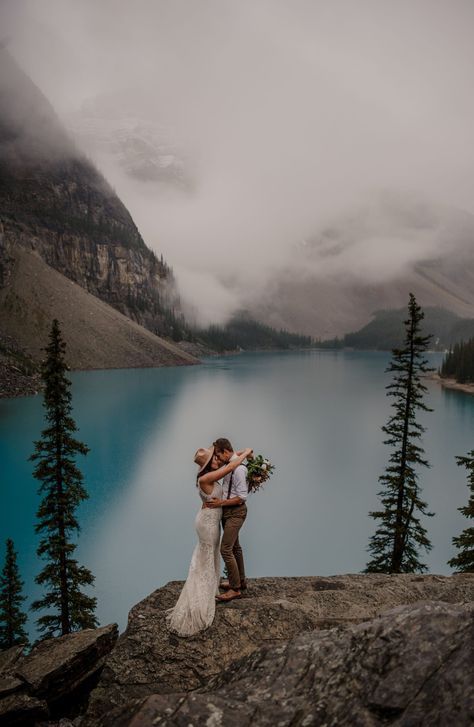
[437,337,474,393]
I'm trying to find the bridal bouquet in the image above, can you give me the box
[246,454,275,492]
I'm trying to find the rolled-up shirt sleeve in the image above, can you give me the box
[232,465,248,502]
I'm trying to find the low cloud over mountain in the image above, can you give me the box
[3,0,474,331]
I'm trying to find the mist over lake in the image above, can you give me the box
[1,350,473,636]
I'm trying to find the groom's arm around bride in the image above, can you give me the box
[205,438,250,602]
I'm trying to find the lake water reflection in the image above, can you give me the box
[1,350,473,636]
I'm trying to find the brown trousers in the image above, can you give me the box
[221,503,247,589]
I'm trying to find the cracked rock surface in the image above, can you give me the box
[0,624,118,726]
[94,601,474,727]
[83,574,474,724]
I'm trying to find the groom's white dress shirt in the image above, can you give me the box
[223,454,248,502]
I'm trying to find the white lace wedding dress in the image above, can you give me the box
[166,481,222,636]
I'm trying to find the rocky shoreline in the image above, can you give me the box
[0,324,203,400]
[0,343,314,400]
[0,359,42,399]
[0,332,42,399]
[431,372,474,396]
[1,573,473,726]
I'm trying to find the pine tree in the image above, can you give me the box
[0,539,29,649]
[448,451,474,572]
[30,319,97,638]
[366,293,434,573]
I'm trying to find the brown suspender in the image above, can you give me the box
[227,471,233,499]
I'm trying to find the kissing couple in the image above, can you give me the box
[166,437,253,637]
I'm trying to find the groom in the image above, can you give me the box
[205,437,248,602]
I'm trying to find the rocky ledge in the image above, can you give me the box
[97,600,474,727]
[1,574,473,726]
[0,624,118,726]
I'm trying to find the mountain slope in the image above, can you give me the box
[0,328,41,397]
[0,247,198,370]
[256,266,474,340]
[64,99,474,340]
[0,48,183,341]
[252,194,474,338]
[338,307,474,350]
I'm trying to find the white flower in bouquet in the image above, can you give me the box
[246,453,275,492]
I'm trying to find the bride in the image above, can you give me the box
[166,444,252,637]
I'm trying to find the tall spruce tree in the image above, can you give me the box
[30,319,97,638]
[448,451,474,572]
[0,539,29,649]
[366,293,434,573]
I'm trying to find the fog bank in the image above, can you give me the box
[3,0,474,323]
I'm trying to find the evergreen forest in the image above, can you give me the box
[439,338,474,384]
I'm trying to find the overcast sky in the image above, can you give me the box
[3,0,474,322]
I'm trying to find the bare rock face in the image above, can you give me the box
[0,49,183,347]
[0,248,199,373]
[0,645,24,678]
[95,601,474,727]
[3,576,473,726]
[0,646,40,725]
[15,624,118,702]
[84,574,474,723]
[0,624,118,726]
[0,692,49,726]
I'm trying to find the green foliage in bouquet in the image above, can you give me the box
[246,455,275,492]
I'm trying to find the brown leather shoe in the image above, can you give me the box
[220,580,247,591]
[216,589,242,602]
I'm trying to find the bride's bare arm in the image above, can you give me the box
[199,448,252,487]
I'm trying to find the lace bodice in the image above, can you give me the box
[166,479,223,636]
[197,480,223,504]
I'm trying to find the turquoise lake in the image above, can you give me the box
[1,350,474,638]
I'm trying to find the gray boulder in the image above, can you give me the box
[84,573,474,723]
[0,645,26,701]
[0,692,48,726]
[16,624,118,702]
[0,624,118,726]
[0,645,25,677]
[94,601,474,727]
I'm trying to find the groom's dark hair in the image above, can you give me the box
[213,437,233,453]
